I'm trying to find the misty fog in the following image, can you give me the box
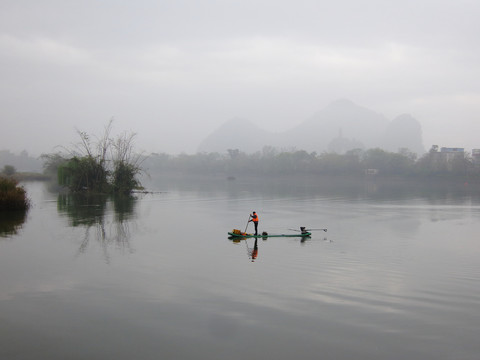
[1,0,479,157]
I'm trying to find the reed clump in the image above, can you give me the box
[0,177,30,211]
[44,120,144,195]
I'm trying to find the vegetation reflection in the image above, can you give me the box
[57,193,138,261]
[0,210,28,238]
[0,177,30,237]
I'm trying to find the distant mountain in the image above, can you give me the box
[279,99,390,152]
[382,114,424,155]
[197,99,425,155]
[198,117,274,153]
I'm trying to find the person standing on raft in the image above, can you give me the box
[249,211,259,235]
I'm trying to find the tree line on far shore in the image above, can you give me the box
[2,137,477,213]
[143,146,478,181]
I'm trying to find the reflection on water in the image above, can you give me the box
[229,237,261,262]
[247,238,259,262]
[0,210,28,238]
[57,193,108,227]
[143,174,480,205]
[2,179,480,360]
[57,193,138,262]
[229,233,330,263]
[112,194,137,222]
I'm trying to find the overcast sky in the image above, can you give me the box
[1,0,479,156]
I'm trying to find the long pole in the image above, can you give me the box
[244,215,250,233]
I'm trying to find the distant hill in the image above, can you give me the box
[198,99,425,155]
[198,117,274,153]
[382,114,424,155]
[281,99,390,152]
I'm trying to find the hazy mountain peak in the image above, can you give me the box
[321,99,384,118]
[326,98,357,109]
[392,113,415,122]
[198,100,424,155]
[197,117,271,153]
[383,113,424,154]
[223,117,252,126]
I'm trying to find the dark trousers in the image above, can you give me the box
[253,222,258,235]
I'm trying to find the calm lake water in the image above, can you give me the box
[1,176,480,360]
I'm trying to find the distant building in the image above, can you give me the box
[440,147,465,161]
[472,149,480,167]
[430,146,466,172]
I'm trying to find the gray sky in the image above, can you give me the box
[1,0,479,156]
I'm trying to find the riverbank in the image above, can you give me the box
[11,172,51,181]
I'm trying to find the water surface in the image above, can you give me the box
[1,177,479,360]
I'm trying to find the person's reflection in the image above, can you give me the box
[247,238,259,262]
